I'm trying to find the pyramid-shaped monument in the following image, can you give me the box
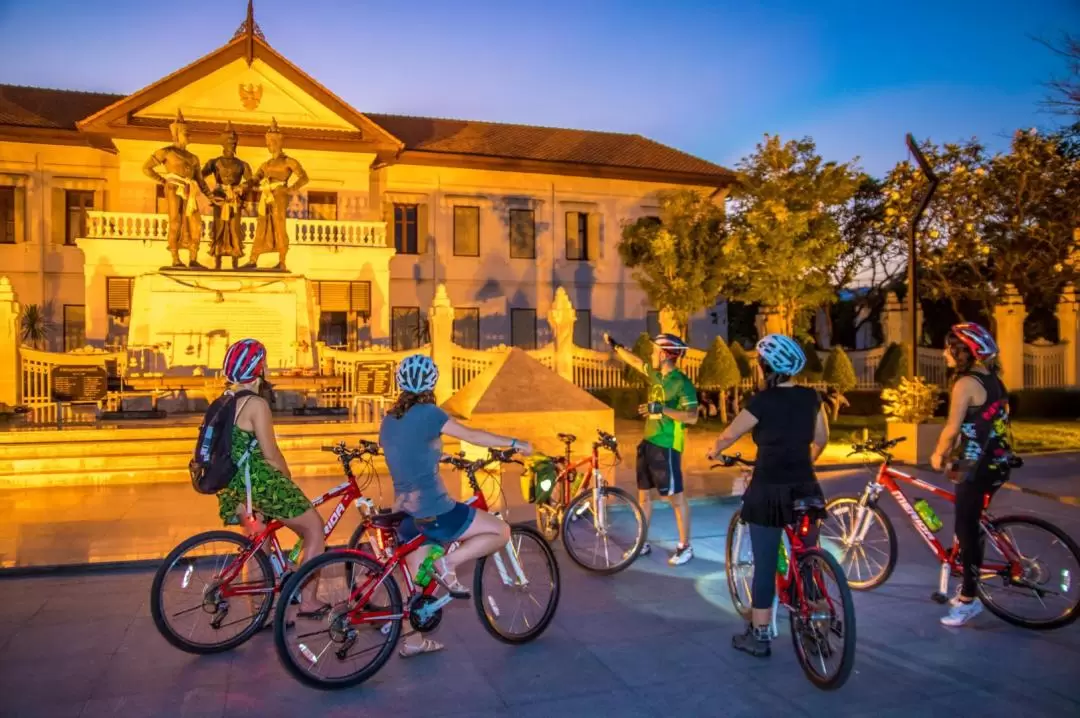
[442,348,614,457]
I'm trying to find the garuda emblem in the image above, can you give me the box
[238,83,263,111]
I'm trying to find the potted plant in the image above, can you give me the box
[881,376,943,465]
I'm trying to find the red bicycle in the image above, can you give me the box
[720,454,857,690]
[533,430,647,574]
[273,447,560,689]
[821,436,1080,630]
[150,440,384,654]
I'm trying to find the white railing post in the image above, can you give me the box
[1057,284,1078,388]
[0,277,20,408]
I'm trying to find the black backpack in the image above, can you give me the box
[190,390,257,494]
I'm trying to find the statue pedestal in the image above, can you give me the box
[127,270,317,372]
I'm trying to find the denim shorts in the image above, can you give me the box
[398,501,476,545]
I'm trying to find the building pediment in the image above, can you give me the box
[78,32,401,152]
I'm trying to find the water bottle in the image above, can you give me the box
[415,545,446,587]
[288,539,303,565]
[914,499,943,532]
[777,542,789,576]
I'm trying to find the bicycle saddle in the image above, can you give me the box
[557,433,577,444]
[369,511,408,529]
[792,497,826,513]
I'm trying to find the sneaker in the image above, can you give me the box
[732,624,771,658]
[668,544,693,566]
[639,542,652,557]
[941,598,983,627]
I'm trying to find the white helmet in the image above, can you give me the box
[396,354,439,394]
[756,334,806,376]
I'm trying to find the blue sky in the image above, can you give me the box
[0,0,1075,175]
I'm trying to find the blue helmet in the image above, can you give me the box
[396,354,439,394]
[756,334,806,376]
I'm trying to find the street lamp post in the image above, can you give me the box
[904,134,939,379]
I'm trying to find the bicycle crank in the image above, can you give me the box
[409,594,451,632]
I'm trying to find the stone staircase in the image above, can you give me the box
[0,420,383,489]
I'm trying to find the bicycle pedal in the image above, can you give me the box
[930,591,949,604]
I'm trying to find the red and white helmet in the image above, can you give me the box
[223,338,267,383]
[652,333,688,358]
[950,322,998,362]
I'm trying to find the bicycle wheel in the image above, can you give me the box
[789,548,856,691]
[274,550,402,690]
[473,523,560,644]
[561,486,647,574]
[821,497,897,590]
[725,509,753,620]
[150,530,274,654]
[976,514,1080,630]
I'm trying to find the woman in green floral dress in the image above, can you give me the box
[216,338,327,616]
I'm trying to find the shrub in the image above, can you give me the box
[1008,389,1080,419]
[589,387,648,420]
[730,341,753,380]
[882,377,941,424]
[798,338,824,383]
[698,337,741,421]
[874,342,909,388]
[823,346,857,394]
[623,333,654,388]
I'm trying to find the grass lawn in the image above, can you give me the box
[825,414,1080,453]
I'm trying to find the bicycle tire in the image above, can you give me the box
[725,509,753,620]
[789,548,857,691]
[150,530,274,655]
[560,486,647,575]
[977,514,1080,630]
[822,496,898,590]
[273,550,402,690]
[473,523,561,644]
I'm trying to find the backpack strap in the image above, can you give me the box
[232,392,260,516]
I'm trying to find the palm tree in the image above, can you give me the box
[20,303,55,350]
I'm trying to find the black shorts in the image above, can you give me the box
[636,441,684,497]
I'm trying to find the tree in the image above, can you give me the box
[797,337,824,383]
[729,341,753,411]
[1041,33,1080,117]
[619,190,726,337]
[823,347,857,419]
[19,304,54,350]
[623,333,653,388]
[874,342,909,388]
[697,337,741,421]
[721,135,861,335]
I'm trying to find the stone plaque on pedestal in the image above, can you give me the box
[127,270,318,371]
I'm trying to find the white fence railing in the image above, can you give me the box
[85,211,387,248]
[1024,342,1069,389]
[19,346,126,424]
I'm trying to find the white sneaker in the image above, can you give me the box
[639,542,652,557]
[941,598,983,627]
[668,544,693,566]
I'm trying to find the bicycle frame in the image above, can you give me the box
[216,454,376,600]
[851,459,1020,596]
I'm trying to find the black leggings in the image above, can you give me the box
[748,522,819,611]
[955,473,1004,598]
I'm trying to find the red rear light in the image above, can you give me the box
[799,516,811,537]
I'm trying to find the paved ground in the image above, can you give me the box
[1,465,1079,718]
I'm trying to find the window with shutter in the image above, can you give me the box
[574,309,592,349]
[454,307,480,349]
[318,282,351,312]
[510,308,537,350]
[565,211,584,260]
[646,311,661,338]
[453,206,480,256]
[0,187,14,244]
[307,191,338,220]
[509,209,535,259]
[65,190,94,245]
[349,281,371,314]
[393,204,418,254]
[64,305,86,352]
[106,277,134,317]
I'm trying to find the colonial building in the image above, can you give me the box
[0,10,732,368]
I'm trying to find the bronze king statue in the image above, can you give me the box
[243,117,308,271]
[202,122,253,270]
[142,109,212,268]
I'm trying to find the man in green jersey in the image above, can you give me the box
[604,331,699,565]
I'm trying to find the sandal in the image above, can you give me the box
[399,638,444,658]
[432,558,471,599]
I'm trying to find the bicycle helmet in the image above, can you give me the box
[949,322,998,362]
[652,333,688,358]
[756,334,806,376]
[223,338,267,383]
[396,353,439,394]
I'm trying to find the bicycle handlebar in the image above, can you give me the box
[440,447,523,474]
[848,435,906,458]
[321,439,381,460]
[709,452,754,469]
[594,429,621,461]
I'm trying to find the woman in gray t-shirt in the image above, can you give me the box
[379,354,533,657]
